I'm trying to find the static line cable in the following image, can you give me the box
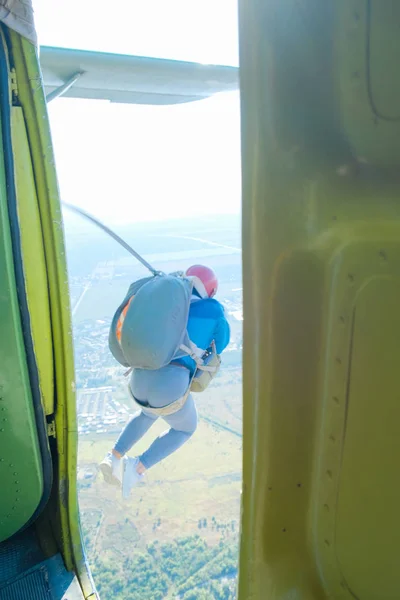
[62,202,162,276]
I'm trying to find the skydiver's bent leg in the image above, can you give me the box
[100,411,157,485]
[113,363,190,457]
[113,410,157,455]
[108,364,195,493]
[139,394,198,469]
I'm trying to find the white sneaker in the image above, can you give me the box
[122,456,143,499]
[99,452,123,487]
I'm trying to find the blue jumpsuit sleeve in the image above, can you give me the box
[214,314,231,354]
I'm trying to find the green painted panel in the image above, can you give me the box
[0,111,43,541]
[9,31,96,599]
[11,107,53,416]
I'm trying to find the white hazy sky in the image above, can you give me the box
[33,0,241,224]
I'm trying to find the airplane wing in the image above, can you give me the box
[39,46,239,105]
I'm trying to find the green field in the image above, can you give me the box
[78,406,241,599]
[78,417,241,548]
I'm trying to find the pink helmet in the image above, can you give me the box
[186,264,218,298]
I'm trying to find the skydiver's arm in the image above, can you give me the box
[214,316,231,355]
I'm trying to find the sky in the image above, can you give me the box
[32,0,241,225]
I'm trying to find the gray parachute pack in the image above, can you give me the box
[109,273,208,371]
[61,203,216,375]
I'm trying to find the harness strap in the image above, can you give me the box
[179,340,219,373]
[179,342,203,359]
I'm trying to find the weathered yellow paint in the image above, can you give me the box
[11,107,54,415]
[335,0,400,167]
[239,1,400,598]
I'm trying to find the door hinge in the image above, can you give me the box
[10,68,18,100]
[47,420,56,438]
